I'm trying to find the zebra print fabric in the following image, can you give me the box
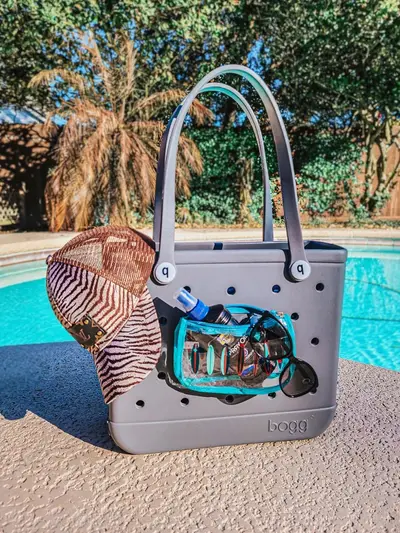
[93,286,161,403]
[47,261,136,353]
[46,230,162,403]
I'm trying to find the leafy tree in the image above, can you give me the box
[178,127,278,225]
[105,1,237,92]
[30,31,212,230]
[0,1,94,108]
[182,127,363,226]
[294,134,362,218]
[238,0,400,215]
[4,0,399,222]
[0,1,237,109]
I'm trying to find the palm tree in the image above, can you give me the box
[29,31,212,231]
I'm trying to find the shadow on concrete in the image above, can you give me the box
[0,341,118,451]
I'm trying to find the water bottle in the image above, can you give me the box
[174,287,239,351]
[174,287,239,325]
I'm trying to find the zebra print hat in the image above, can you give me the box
[46,226,161,404]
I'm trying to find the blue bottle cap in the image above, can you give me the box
[173,288,209,321]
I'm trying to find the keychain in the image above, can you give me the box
[206,344,215,375]
[220,346,230,375]
[190,343,200,373]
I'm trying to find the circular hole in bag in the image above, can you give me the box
[291,312,299,321]
[136,400,145,408]
[268,392,276,399]
[316,283,325,292]
[181,398,189,406]
[184,286,191,293]
[311,337,319,346]
[227,287,236,295]
[225,395,234,404]
[279,361,318,398]
[272,285,281,293]
[157,372,166,380]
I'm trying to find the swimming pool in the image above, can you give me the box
[0,246,399,371]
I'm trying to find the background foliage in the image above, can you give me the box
[177,128,362,225]
[177,128,278,226]
[223,0,400,217]
[294,135,362,219]
[0,0,399,227]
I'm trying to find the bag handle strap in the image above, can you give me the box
[163,81,274,242]
[153,65,311,285]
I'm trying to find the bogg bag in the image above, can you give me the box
[108,66,347,454]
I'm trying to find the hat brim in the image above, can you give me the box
[92,286,161,403]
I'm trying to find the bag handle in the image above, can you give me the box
[153,65,311,285]
[163,81,274,242]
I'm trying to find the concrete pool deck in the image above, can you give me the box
[0,343,399,533]
[0,229,399,532]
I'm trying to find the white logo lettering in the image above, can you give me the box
[291,260,311,281]
[155,262,176,284]
[267,419,308,434]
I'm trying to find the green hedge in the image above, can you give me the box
[175,127,362,224]
[176,127,278,225]
[293,134,362,219]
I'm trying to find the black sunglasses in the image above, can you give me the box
[249,311,318,398]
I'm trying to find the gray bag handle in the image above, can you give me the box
[153,65,311,284]
[164,81,274,242]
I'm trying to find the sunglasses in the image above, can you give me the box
[249,311,318,398]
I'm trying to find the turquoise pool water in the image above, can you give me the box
[0,247,399,371]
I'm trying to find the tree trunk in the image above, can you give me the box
[237,157,254,224]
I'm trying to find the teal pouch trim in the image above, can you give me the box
[173,305,291,396]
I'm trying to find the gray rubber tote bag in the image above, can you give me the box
[108,65,347,454]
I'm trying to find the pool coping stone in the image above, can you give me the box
[0,228,399,266]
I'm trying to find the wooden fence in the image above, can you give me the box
[0,124,56,230]
[379,138,400,218]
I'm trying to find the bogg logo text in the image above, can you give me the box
[267,419,308,434]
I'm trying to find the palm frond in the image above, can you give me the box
[134,90,214,124]
[178,135,203,175]
[79,120,114,180]
[81,31,114,106]
[174,134,203,198]
[113,130,133,224]
[129,120,164,140]
[69,98,108,122]
[129,131,158,213]
[29,69,87,94]
[69,165,97,231]
[42,112,60,137]
[119,35,137,120]
[32,30,209,230]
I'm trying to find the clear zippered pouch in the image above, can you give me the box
[173,305,295,395]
